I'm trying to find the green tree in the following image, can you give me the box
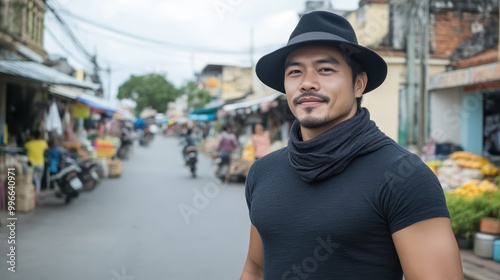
[180,81,212,109]
[117,73,180,114]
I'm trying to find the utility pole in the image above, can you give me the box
[406,2,416,147]
[107,65,112,101]
[418,0,430,149]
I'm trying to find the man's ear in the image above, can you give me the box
[354,72,368,98]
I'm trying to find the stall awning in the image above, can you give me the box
[190,99,225,115]
[187,113,217,121]
[113,109,136,121]
[0,61,99,90]
[76,94,117,114]
[49,85,93,100]
[222,92,282,111]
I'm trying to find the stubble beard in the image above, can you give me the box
[298,108,332,129]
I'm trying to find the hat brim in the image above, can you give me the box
[256,36,387,94]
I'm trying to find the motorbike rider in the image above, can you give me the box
[118,121,133,159]
[180,123,197,164]
[215,125,239,182]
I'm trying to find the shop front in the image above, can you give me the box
[428,62,500,161]
[0,60,104,212]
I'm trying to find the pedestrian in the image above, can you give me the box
[45,137,62,175]
[251,123,271,160]
[24,130,48,198]
[240,11,462,280]
[215,125,239,182]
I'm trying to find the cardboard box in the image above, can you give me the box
[230,159,254,177]
[16,191,35,213]
[16,184,35,198]
[108,159,122,178]
[16,173,33,185]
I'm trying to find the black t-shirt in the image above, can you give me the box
[245,143,449,280]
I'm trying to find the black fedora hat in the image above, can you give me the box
[255,11,387,94]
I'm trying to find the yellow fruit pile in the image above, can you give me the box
[425,160,442,174]
[453,179,498,198]
[450,151,499,176]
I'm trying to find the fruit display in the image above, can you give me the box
[452,179,498,198]
[450,151,499,176]
[436,151,500,190]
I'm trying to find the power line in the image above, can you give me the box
[55,7,282,55]
[45,25,92,67]
[45,0,94,62]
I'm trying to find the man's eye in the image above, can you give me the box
[287,69,301,75]
[319,68,333,72]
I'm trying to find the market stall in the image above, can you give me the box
[426,151,500,260]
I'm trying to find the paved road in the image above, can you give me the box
[0,136,251,280]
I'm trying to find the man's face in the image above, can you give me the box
[284,45,366,131]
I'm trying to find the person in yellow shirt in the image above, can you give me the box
[24,130,48,197]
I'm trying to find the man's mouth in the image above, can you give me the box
[297,97,325,105]
[294,92,329,107]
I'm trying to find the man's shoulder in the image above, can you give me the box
[366,141,416,162]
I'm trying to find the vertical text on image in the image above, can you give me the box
[6,168,17,272]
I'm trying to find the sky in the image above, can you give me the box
[43,0,360,103]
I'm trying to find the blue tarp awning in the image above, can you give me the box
[76,95,117,114]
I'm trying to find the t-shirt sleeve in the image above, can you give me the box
[245,161,257,213]
[378,153,450,234]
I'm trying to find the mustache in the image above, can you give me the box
[293,92,330,105]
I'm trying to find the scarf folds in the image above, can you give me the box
[288,108,394,183]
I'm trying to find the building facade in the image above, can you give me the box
[196,64,253,101]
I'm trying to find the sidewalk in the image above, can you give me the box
[461,249,500,280]
[0,190,55,226]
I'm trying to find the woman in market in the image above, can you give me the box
[251,123,271,160]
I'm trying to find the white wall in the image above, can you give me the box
[429,87,463,144]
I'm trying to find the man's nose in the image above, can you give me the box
[300,70,319,91]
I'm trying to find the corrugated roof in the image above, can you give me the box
[0,60,99,90]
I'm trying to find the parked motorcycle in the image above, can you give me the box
[73,158,100,191]
[48,157,83,204]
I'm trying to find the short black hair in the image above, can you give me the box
[32,130,41,139]
[339,50,363,108]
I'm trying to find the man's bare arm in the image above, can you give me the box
[240,224,264,280]
[392,217,463,280]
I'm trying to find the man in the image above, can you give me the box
[180,124,197,163]
[24,130,48,198]
[240,11,462,280]
[117,121,133,159]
